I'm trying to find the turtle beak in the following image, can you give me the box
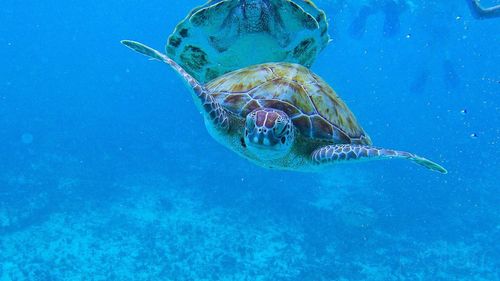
[245,128,288,160]
[246,126,279,148]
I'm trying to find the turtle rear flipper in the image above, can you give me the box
[312,145,447,174]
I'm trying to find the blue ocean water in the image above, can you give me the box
[1,0,499,280]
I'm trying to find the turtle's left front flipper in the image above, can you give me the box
[311,145,447,174]
[121,40,229,130]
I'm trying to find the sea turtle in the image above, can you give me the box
[166,0,330,83]
[121,40,447,174]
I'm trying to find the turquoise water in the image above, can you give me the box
[1,0,499,280]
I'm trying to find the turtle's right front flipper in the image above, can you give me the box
[311,145,447,174]
[121,40,229,130]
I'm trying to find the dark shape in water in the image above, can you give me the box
[349,0,406,39]
[349,5,375,39]
[382,0,401,37]
[410,68,429,94]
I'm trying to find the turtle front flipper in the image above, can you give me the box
[121,40,229,130]
[311,145,447,174]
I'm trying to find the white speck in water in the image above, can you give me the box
[460,109,467,115]
[405,34,411,39]
[470,133,478,139]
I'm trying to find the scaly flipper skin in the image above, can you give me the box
[312,145,447,174]
[121,40,229,130]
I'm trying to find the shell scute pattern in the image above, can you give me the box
[208,63,370,143]
[241,100,262,116]
[249,80,316,115]
[259,99,302,118]
[220,93,252,114]
[206,67,275,93]
[291,115,313,137]
[311,115,334,139]
[303,75,366,139]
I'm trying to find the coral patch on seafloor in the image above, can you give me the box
[0,169,498,281]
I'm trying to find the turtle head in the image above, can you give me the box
[244,108,294,160]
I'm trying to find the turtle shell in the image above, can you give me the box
[207,63,371,144]
[167,0,330,83]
